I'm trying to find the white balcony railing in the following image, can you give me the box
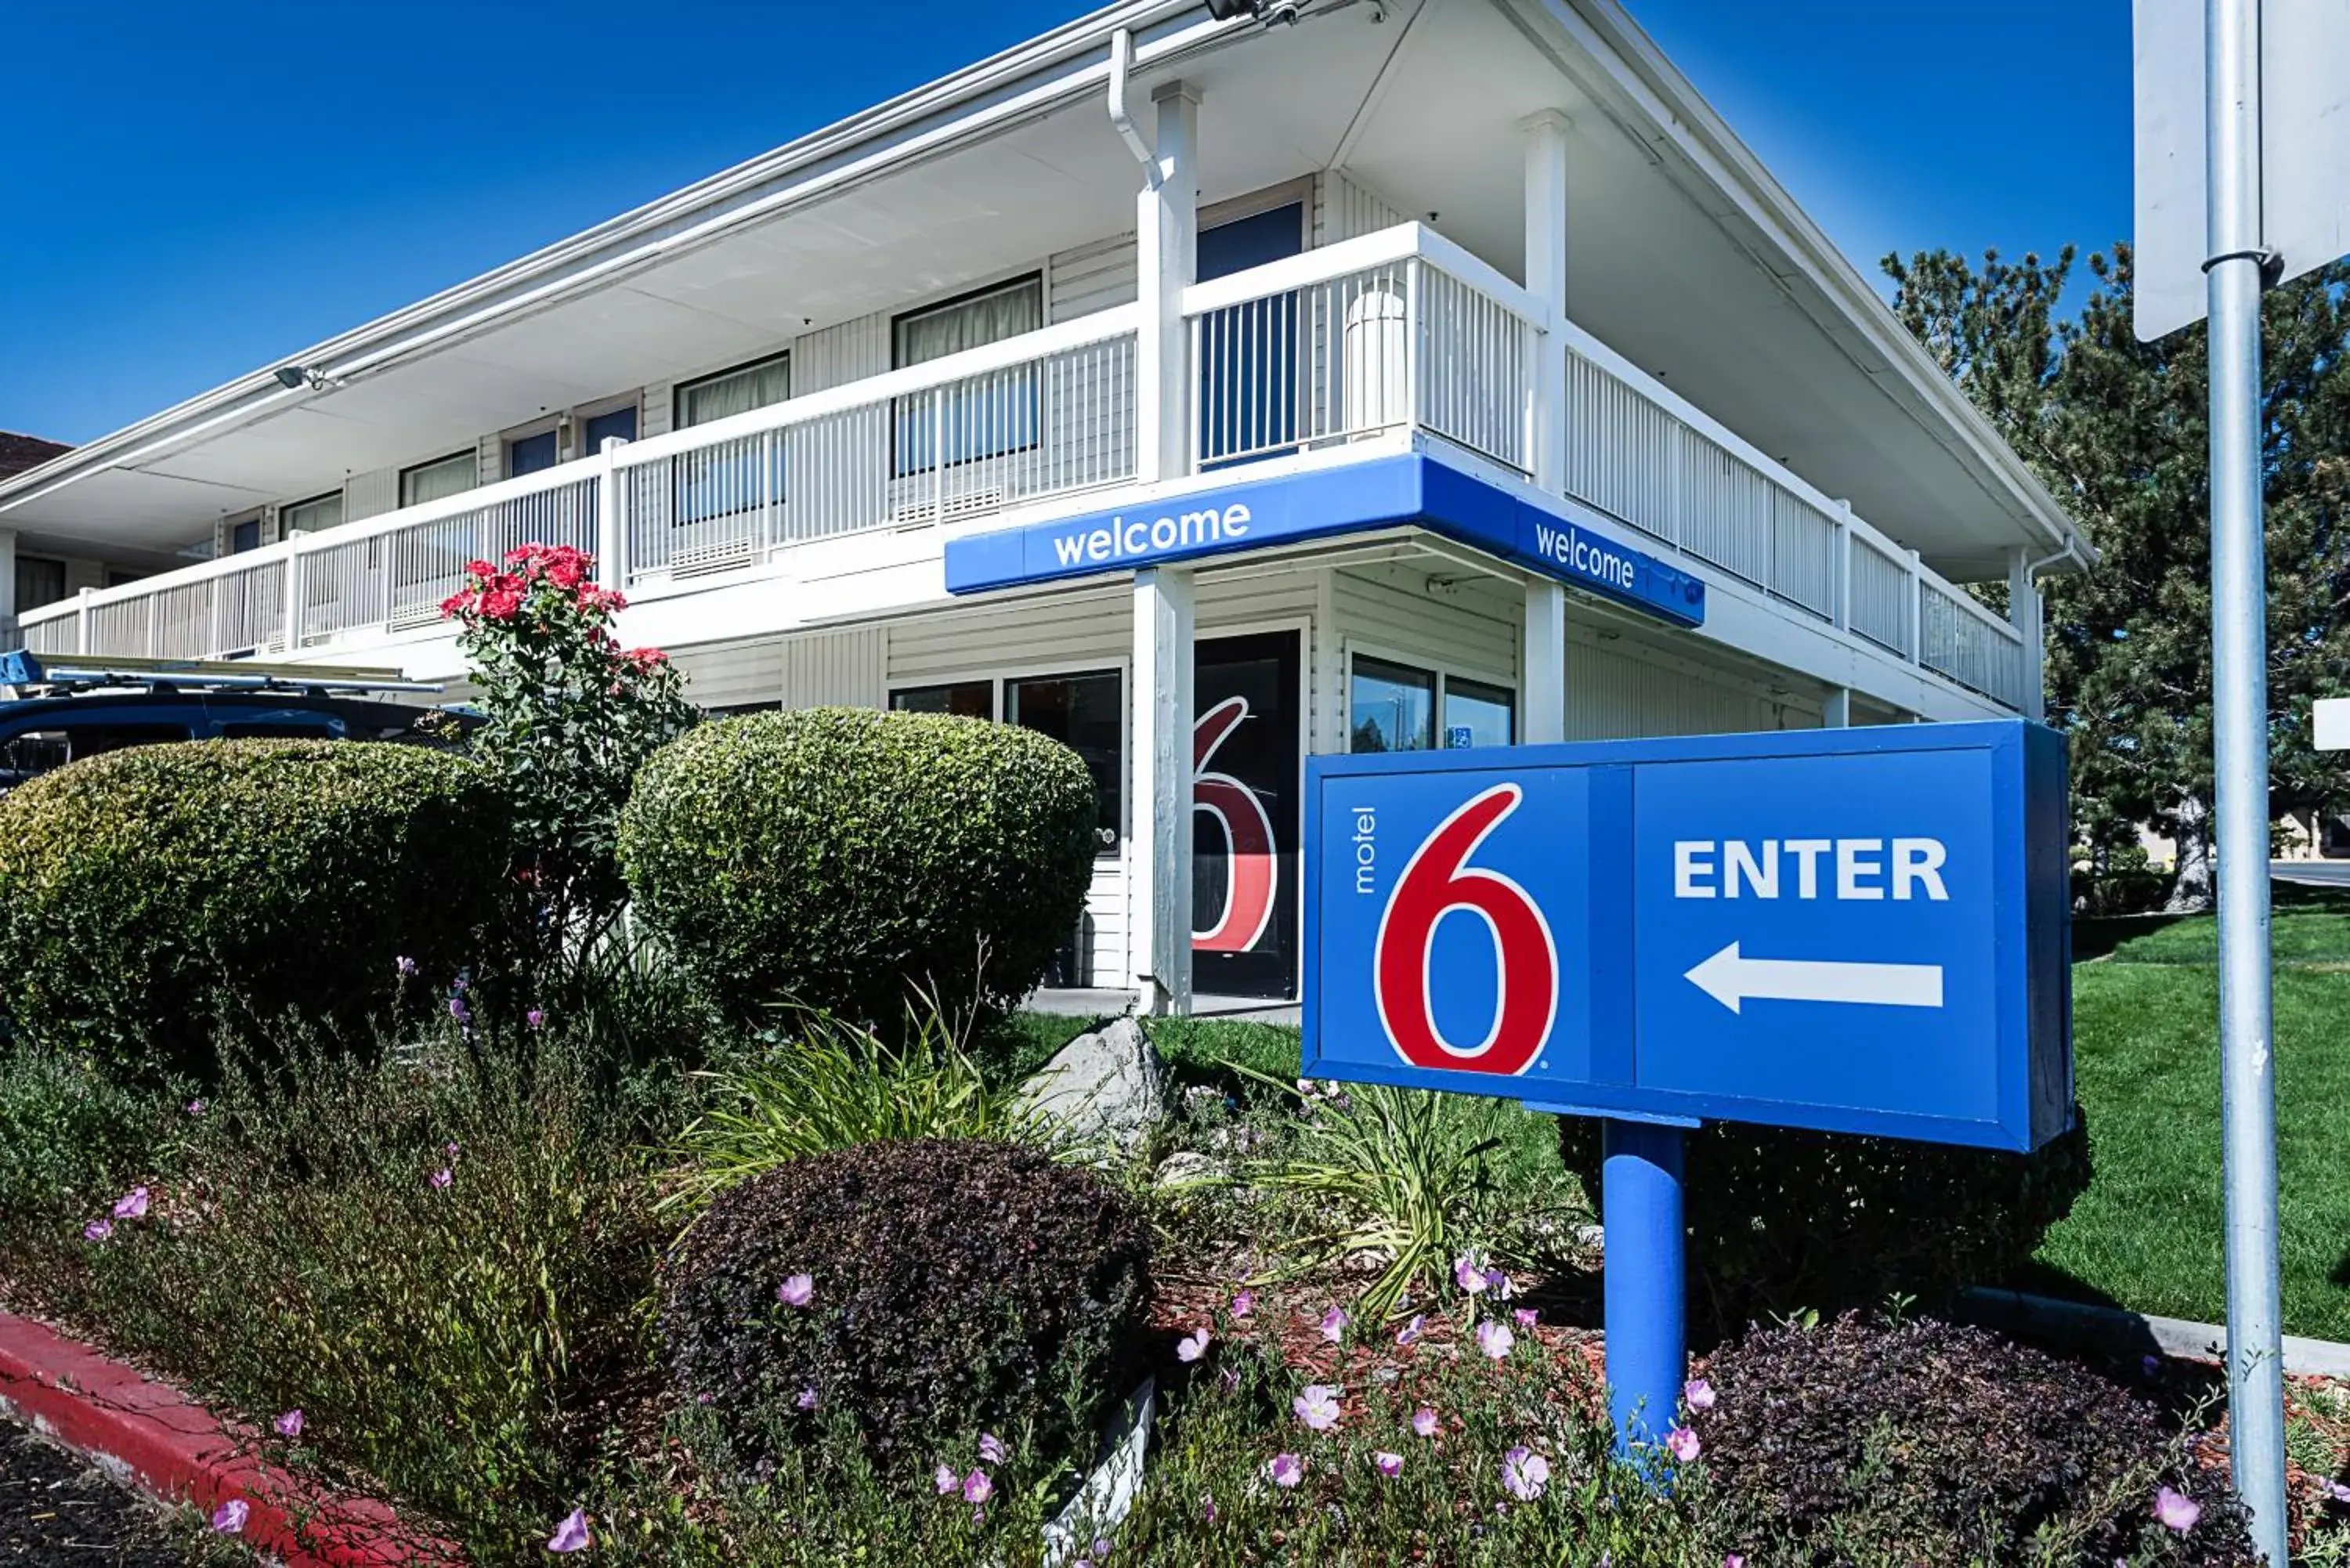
[16,221,2030,713]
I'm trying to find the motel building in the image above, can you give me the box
[0,0,2087,1014]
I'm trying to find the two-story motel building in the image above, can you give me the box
[0,0,2087,1013]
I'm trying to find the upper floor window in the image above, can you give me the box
[282,491,343,537]
[400,452,476,508]
[891,276,1043,478]
[230,518,263,555]
[582,404,638,451]
[673,358,790,529]
[677,356,790,429]
[507,430,560,478]
[13,555,66,612]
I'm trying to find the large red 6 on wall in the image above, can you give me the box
[1372,783,1560,1076]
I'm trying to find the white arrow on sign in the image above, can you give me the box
[1684,941,1944,1015]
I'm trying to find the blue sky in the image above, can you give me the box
[0,0,2130,446]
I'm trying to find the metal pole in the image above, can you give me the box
[2205,0,2287,1557]
[1601,1118,1686,1461]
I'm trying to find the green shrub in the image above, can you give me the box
[1695,1312,2252,1567]
[1557,1109,2092,1339]
[663,1137,1151,1471]
[0,740,511,1078]
[618,708,1097,1028]
[0,1046,178,1218]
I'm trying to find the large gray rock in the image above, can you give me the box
[1024,1017,1169,1152]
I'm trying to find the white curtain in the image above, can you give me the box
[401,453,477,508]
[282,493,344,537]
[678,355,791,428]
[894,280,1042,368]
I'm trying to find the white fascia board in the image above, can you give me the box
[1509,0,2092,570]
[0,0,1239,522]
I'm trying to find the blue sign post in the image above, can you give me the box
[1300,721,2070,1456]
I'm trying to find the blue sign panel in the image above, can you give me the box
[1302,721,2071,1151]
[943,453,1707,628]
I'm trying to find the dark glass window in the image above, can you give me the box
[890,681,994,720]
[1008,669,1121,857]
[230,518,262,555]
[1350,656,1435,753]
[13,556,67,612]
[1443,675,1515,749]
[508,429,560,477]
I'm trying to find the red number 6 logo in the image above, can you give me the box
[1372,784,1558,1076]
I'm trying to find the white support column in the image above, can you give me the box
[1521,580,1567,743]
[2008,546,2047,721]
[1131,565,1195,1014]
[595,436,627,589]
[1521,110,1571,494]
[0,529,16,649]
[1137,81,1200,484]
[1822,686,1852,728]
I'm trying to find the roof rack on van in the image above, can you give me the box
[0,650,447,697]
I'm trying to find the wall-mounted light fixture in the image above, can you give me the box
[271,364,342,392]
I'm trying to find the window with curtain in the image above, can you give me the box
[282,492,343,537]
[400,453,477,508]
[675,356,790,527]
[13,556,66,612]
[892,277,1043,478]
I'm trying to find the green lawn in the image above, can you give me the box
[2030,889,2350,1340]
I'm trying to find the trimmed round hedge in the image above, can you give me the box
[618,707,1097,1027]
[0,740,510,1078]
[663,1137,1152,1469]
[1559,1108,2092,1341]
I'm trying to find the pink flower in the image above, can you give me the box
[1668,1425,1701,1463]
[1396,1314,1424,1346]
[1502,1446,1550,1501]
[963,1470,994,1505]
[82,1219,111,1242]
[2156,1486,2202,1534]
[1454,1255,1488,1293]
[1724,1556,1746,1568]
[935,1464,960,1494]
[273,1409,303,1439]
[1685,1377,1716,1411]
[1476,1320,1515,1360]
[1411,1407,1439,1438]
[547,1507,591,1553]
[778,1273,814,1307]
[111,1187,148,1222]
[210,1498,250,1534]
[1268,1452,1303,1487]
[395,956,418,977]
[526,1009,547,1030]
[797,1388,818,1411]
[1513,1307,1537,1331]
[428,1169,452,1190]
[1484,1267,1510,1297]
[1373,1451,1403,1479]
[186,1100,204,1116]
[1319,1306,1349,1342]
[1177,1329,1210,1363]
[1292,1384,1341,1431]
[979,1433,1007,1465]
[1230,1290,1255,1319]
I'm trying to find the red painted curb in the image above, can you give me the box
[0,1309,463,1566]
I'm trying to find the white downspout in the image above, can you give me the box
[1107,29,1162,189]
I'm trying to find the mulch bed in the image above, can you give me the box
[0,1418,198,1566]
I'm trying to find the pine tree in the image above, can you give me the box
[1885,244,2350,909]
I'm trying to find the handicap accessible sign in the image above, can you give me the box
[1301,721,2072,1152]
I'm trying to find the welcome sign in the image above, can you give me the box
[943,454,1707,629]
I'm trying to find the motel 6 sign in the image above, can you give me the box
[1303,721,2073,1153]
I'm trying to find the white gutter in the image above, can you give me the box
[0,0,1243,519]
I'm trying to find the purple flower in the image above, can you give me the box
[448,997,470,1025]
[1373,1451,1403,1479]
[1411,1407,1438,1438]
[778,1273,814,1307]
[979,1432,1007,1465]
[1724,1556,1746,1568]
[82,1218,111,1242]
[1092,1537,1112,1560]
[963,1469,994,1505]
[1177,1328,1210,1364]
[395,956,418,977]
[273,1409,303,1439]
[546,1508,591,1553]
[1476,1320,1515,1360]
[1202,1495,1218,1523]
[1513,1307,1537,1331]
[1684,1377,1716,1411]
[935,1464,960,1495]
[428,1169,452,1190]
[1397,1314,1424,1347]
[2155,1486,2201,1534]
[526,1009,547,1030]
[1292,1384,1340,1431]
[1667,1425,1701,1463]
[1455,1255,1488,1293]
[1218,1365,1242,1392]
[1230,1289,1255,1319]
[186,1099,204,1116]
[1502,1446,1550,1501]
[1319,1306,1349,1342]
[1484,1266,1510,1298]
[797,1388,818,1411]
[2142,1353,2164,1378]
[2327,1478,2350,1504]
[209,1498,250,1534]
[111,1187,149,1222]
[1268,1452,1303,1488]
[445,1142,460,1161]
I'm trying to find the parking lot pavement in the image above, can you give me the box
[0,1419,200,1566]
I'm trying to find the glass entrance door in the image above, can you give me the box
[1192,630,1302,999]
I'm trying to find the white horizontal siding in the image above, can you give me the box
[779,626,887,709]
[640,381,675,441]
[1048,233,1137,321]
[669,641,785,711]
[1332,566,1520,682]
[794,312,891,396]
[1564,624,1821,739]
